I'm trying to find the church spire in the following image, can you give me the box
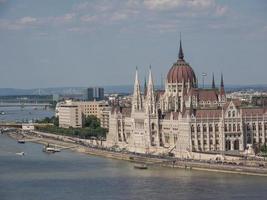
[220,73,224,88]
[178,33,184,60]
[212,73,215,89]
[146,65,156,115]
[144,76,147,96]
[219,73,226,101]
[132,67,143,112]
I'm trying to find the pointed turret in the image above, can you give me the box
[212,73,215,89]
[146,65,156,114]
[132,67,143,111]
[219,73,226,102]
[220,73,224,88]
[144,77,147,96]
[178,33,184,60]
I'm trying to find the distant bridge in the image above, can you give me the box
[0,102,52,107]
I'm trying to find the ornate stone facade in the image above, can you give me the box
[106,39,267,158]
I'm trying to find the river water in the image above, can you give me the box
[0,134,267,200]
[0,106,54,122]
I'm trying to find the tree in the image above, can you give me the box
[84,115,100,129]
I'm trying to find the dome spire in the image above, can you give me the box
[178,33,184,60]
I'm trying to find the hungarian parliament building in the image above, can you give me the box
[106,40,267,158]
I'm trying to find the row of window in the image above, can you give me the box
[246,122,267,131]
[192,139,220,146]
[224,124,241,132]
[191,124,219,133]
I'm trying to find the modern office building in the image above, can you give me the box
[85,87,104,101]
[58,100,110,129]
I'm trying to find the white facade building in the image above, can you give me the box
[106,39,267,158]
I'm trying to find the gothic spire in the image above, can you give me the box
[178,33,184,60]
[132,67,143,111]
[219,72,226,101]
[212,73,215,89]
[148,65,153,86]
[147,65,156,114]
[144,76,147,96]
[220,73,224,88]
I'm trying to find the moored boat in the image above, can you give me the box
[134,163,148,169]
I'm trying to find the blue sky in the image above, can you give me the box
[0,0,266,88]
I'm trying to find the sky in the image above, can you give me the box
[0,0,267,89]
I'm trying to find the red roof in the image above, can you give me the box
[242,108,266,116]
[189,88,219,102]
[167,59,196,84]
[195,109,222,118]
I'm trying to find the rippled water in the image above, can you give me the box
[0,134,267,200]
[0,106,54,122]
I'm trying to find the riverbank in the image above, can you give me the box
[6,130,267,177]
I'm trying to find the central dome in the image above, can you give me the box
[167,59,196,83]
[166,38,196,84]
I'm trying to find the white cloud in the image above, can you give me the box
[215,5,228,16]
[80,15,98,22]
[52,13,76,24]
[143,0,183,10]
[18,16,37,25]
[143,0,216,10]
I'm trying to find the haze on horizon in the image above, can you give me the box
[0,0,266,89]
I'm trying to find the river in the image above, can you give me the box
[0,106,54,122]
[0,134,267,200]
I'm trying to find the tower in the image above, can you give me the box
[219,73,226,102]
[146,66,156,115]
[212,73,215,89]
[132,67,143,112]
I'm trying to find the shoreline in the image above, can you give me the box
[6,130,267,177]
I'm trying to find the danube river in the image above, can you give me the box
[0,106,54,122]
[0,134,267,200]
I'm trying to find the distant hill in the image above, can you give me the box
[0,84,267,96]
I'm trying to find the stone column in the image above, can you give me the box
[239,138,244,151]
[230,139,234,151]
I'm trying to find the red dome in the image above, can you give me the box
[167,59,196,84]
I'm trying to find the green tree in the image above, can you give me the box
[84,115,100,129]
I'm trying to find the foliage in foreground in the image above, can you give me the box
[36,115,107,139]
[36,125,107,139]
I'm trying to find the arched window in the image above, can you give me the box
[232,111,235,117]
[225,140,231,151]
[247,123,250,131]
[228,111,231,117]
[151,123,155,130]
[234,140,239,150]
[224,124,228,131]
[203,124,207,132]
[209,124,213,132]
[229,124,232,132]
[237,123,240,131]
[215,124,219,132]
[252,123,256,131]
[197,124,201,132]
[191,125,195,133]
[259,123,262,131]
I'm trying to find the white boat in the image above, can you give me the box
[43,146,61,153]
[16,152,25,156]
[134,163,148,169]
